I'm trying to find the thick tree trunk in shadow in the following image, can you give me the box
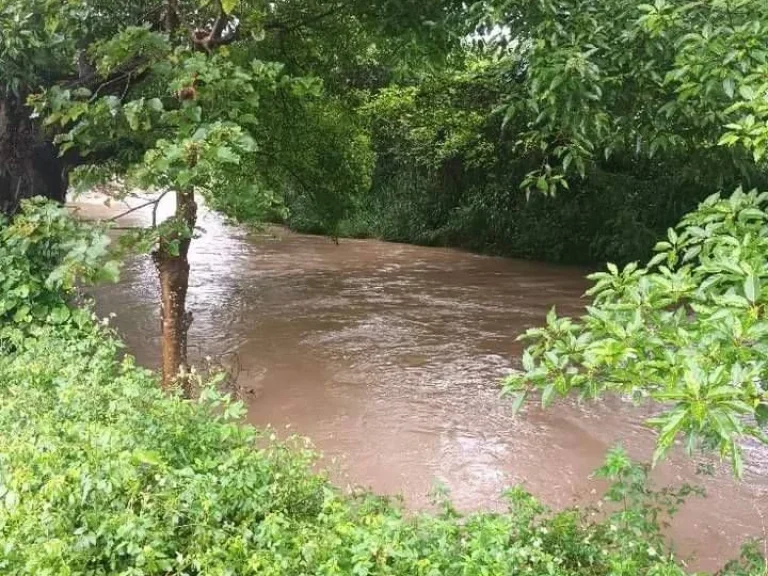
[152,189,197,395]
[0,97,67,214]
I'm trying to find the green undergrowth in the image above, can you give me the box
[0,201,764,575]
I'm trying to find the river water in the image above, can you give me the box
[73,193,767,572]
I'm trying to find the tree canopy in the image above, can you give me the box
[478,0,768,194]
[1,0,471,388]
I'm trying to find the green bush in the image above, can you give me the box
[0,201,761,575]
[0,329,711,576]
[0,199,119,349]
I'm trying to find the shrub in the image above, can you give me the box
[0,199,119,349]
[0,331,704,575]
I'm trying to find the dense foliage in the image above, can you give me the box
[281,0,768,265]
[3,0,767,571]
[1,0,475,388]
[0,201,764,576]
[0,199,118,348]
[8,0,466,223]
[285,57,737,264]
[485,0,768,192]
[505,188,768,477]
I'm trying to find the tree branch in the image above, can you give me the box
[68,55,148,101]
[265,4,343,35]
[152,190,171,227]
[164,0,180,32]
[210,0,228,42]
[187,0,240,52]
[107,191,169,223]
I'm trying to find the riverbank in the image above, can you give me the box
[276,177,696,267]
[68,192,768,572]
[5,200,760,574]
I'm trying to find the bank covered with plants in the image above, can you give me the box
[0,202,762,575]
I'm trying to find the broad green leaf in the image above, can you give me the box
[49,306,71,324]
[221,0,238,13]
[147,98,164,112]
[743,273,760,303]
[216,146,241,164]
[722,77,734,98]
[511,391,527,414]
[738,85,755,101]
[13,305,30,323]
[522,350,535,371]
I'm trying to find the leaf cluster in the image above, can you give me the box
[485,0,768,195]
[0,199,119,349]
[506,188,768,476]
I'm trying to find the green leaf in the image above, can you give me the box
[13,305,30,323]
[4,490,18,511]
[221,0,238,13]
[147,98,164,112]
[101,260,121,283]
[652,409,687,466]
[738,85,755,101]
[541,382,556,407]
[667,228,678,245]
[743,273,760,304]
[184,105,202,123]
[511,391,527,414]
[215,146,240,164]
[49,306,71,324]
[126,113,140,131]
[546,307,557,325]
[132,450,164,467]
[722,78,735,98]
[522,350,535,371]
[731,441,744,478]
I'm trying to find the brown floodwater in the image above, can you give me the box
[73,193,767,572]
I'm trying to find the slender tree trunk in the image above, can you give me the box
[0,96,67,214]
[164,0,180,34]
[152,189,197,395]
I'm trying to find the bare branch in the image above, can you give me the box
[265,4,343,35]
[152,190,171,227]
[107,191,169,222]
[120,72,133,101]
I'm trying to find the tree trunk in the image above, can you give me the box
[152,189,197,395]
[0,96,67,214]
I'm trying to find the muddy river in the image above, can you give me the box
[73,193,767,572]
